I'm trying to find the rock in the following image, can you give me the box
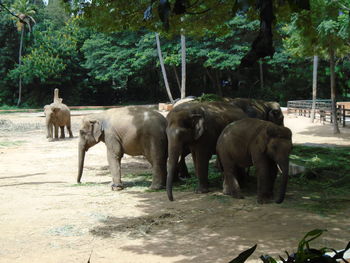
[289,162,306,176]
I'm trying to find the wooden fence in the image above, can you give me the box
[287,100,350,127]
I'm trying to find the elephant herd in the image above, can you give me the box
[44,96,293,204]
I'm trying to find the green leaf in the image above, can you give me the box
[229,244,257,263]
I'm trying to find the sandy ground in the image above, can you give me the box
[0,109,349,263]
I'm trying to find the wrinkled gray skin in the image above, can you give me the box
[216,118,292,204]
[166,101,248,201]
[77,107,168,190]
[44,102,73,140]
[226,98,284,126]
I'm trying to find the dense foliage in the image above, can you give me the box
[0,0,349,107]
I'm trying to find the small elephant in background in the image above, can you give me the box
[225,98,284,126]
[216,118,292,204]
[44,102,73,140]
[78,106,169,190]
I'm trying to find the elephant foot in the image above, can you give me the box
[258,193,273,204]
[149,183,165,190]
[111,183,124,191]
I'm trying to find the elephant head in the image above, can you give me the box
[258,124,292,203]
[266,102,284,126]
[166,110,205,201]
[77,116,104,183]
[44,104,61,138]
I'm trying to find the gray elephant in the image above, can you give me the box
[216,118,292,204]
[77,106,169,190]
[225,98,284,126]
[44,102,73,140]
[166,101,248,201]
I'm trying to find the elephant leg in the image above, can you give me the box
[106,148,124,191]
[256,158,274,204]
[145,144,166,190]
[67,125,73,138]
[236,167,247,188]
[47,123,53,138]
[222,164,244,199]
[54,125,59,139]
[178,153,190,179]
[193,150,211,193]
[267,160,278,198]
[60,126,65,138]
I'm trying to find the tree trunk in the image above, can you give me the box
[215,70,223,96]
[17,27,25,107]
[259,59,264,90]
[180,34,186,99]
[155,33,174,103]
[329,50,340,134]
[173,65,181,92]
[310,55,318,123]
[205,68,216,91]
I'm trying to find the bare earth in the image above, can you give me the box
[0,109,349,263]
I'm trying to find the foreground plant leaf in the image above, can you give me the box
[229,244,257,263]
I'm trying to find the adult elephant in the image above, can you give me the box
[77,106,169,190]
[225,98,284,126]
[166,101,248,201]
[44,102,73,140]
[216,118,292,204]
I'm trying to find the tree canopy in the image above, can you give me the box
[0,0,349,107]
[72,0,314,66]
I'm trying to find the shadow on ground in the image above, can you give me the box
[88,187,350,263]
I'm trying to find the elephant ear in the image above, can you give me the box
[89,119,104,141]
[266,125,292,140]
[190,114,205,140]
[268,109,284,125]
[255,126,269,154]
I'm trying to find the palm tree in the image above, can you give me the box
[11,0,36,106]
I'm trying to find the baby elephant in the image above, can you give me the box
[44,103,73,140]
[77,106,168,190]
[216,118,292,204]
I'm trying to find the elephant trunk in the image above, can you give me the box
[166,142,182,201]
[275,160,289,204]
[77,141,86,183]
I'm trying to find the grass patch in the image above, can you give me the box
[0,140,26,147]
[170,146,350,215]
[172,162,223,192]
[285,145,350,214]
[124,173,152,189]
[205,194,232,204]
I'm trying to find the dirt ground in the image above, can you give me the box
[0,109,349,263]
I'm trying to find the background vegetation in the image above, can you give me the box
[0,0,349,108]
